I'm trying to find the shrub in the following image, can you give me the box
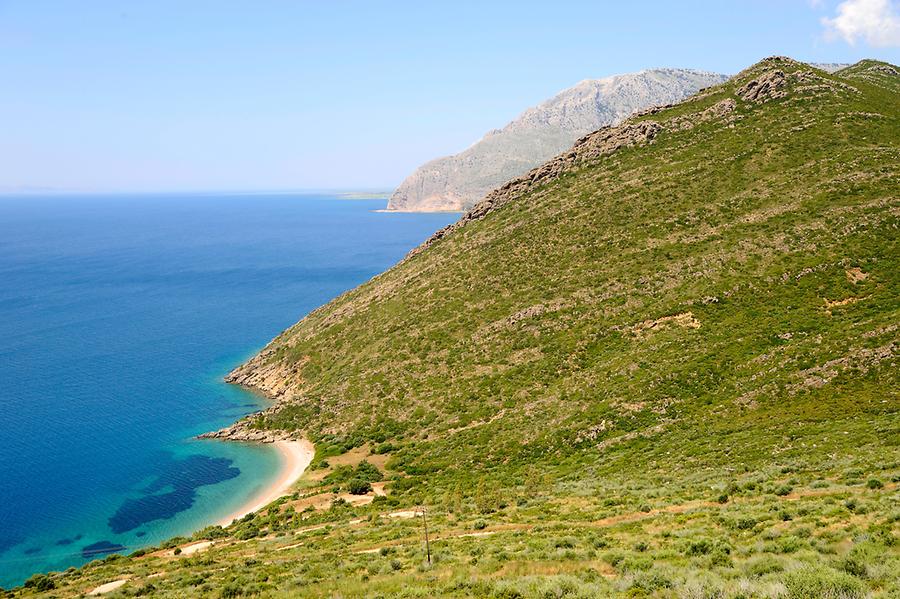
[709,546,732,566]
[866,478,883,489]
[783,565,865,598]
[554,537,576,549]
[194,525,229,540]
[746,555,783,576]
[473,519,487,530]
[348,478,373,495]
[354,461,384,482]
[324,461,383,488]
[684,539,714,556]
[774,484,793,496]
[23,574,55,591]
[490,588,524,599]
[134,583,157,596]
[630,569,672,592]
[620,554,653,572]
[373,442,396,454]
[220,582,244,598]
[390,559,403,571]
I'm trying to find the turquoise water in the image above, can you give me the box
[0,193,456,587]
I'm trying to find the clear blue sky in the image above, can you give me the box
[1,0,898,193]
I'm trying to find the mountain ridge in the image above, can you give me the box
[386,68,728,212]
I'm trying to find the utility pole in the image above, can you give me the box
[421,506,431,564]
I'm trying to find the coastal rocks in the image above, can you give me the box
[199,427,288,443]
[201,344,309,444]
[224,350,306,401]
[198,405,292,443]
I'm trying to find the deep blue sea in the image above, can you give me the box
[0,193,456,587]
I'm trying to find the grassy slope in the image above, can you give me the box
[13,57,899,598]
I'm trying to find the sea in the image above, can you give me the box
[0,192,456,587]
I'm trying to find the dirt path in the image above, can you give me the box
[87,578,129,595]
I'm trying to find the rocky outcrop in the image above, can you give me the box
[198,350,306,442]
[198,406,291,443]
[406,119,664,259]
[737,70,787,103]
[224,350,306,401]
[387,69,728,212]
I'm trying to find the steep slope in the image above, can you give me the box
[227,57,898,460]
[16,57,900,598]
[386,69,728,212]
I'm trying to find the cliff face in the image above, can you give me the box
[386,68,728,212]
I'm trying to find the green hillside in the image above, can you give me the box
[12,57,899,598]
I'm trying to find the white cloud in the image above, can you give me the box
[821,0,900,47]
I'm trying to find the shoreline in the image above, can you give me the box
[216,439,314,527]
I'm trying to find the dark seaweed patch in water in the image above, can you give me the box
[81,540,126,559]
[135,531,146,538]
[23,547,41,555]
[107,454,239,534]
[55,534,83,546]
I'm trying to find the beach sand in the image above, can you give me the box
[217,439,314,526]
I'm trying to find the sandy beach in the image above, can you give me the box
[217,439,314,526]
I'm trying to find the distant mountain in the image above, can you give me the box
[812,62,851,73]
[386,68,729,212]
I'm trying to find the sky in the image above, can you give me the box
[1,0,898,193]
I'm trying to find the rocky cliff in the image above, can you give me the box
[386,68,728,212]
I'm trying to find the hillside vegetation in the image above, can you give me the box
[12,57,899,598]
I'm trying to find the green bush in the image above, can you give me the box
[348,478,373,495]
[324,461,383,487]
[684,538,714,556]
[374,442,397,454]
[220,582,244,598]
[134,582,157,596]
[746,555,783,577]
[23,574,55,591]
[783,565,865,599]
[194,525,229,540]
[866,478,883,489]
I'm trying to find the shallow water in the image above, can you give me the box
[0,193,456,586]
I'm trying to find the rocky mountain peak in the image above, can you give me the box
[386,68,728,212]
